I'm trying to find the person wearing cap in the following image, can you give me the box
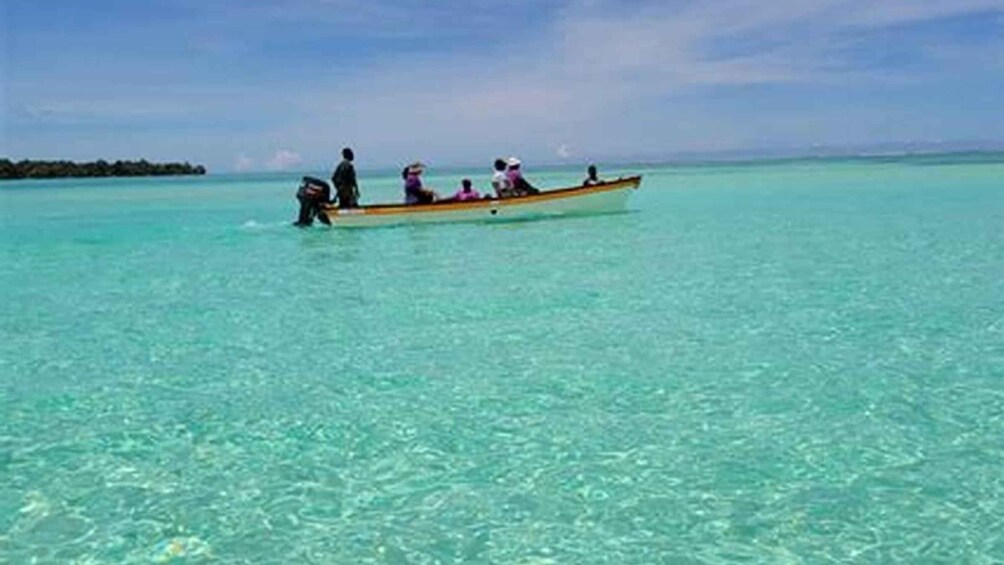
[453,178,481,201]
[505,157,539,196]
[491,158,515,198]
[330,147,359,208]
[583,164,602,186]
[403,162,437,204]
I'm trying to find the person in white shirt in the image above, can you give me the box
[491,158,515,198]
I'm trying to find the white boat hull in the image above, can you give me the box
[321,176,641,228]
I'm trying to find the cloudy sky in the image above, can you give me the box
[3,0,1003,171]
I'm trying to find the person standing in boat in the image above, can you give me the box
[491,158,515,198]
[506,157,539,196]
[403,162,437,204]
[583,164,602,186]
[331,147,359,209]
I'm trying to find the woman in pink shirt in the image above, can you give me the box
[453,178,481,201]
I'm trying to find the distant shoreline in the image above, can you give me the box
[0,159,207,180]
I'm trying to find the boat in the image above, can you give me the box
[318,175,642,228]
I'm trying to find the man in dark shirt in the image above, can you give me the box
[331,147,359,208]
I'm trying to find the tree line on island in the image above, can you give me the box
[0,159,207,180]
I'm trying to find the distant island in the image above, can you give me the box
[0,159,207,180]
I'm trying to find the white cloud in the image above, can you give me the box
[233,154,255,172]
[556,144,572,159]
[264,149,302,171]
[838,0,1004,28]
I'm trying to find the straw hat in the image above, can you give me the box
[506,157,521,167]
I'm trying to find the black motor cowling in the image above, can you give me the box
[294,176,332,226]
[297,176,331,200]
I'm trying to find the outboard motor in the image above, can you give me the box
[294,176,332,226]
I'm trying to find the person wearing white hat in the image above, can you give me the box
[403,162,438,204]
[505,157,539,196]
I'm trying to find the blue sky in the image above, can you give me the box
[3,0,1003,171]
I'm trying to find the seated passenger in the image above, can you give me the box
[453,178,481,201]
[491,158,516,198]
[583,164,602,186]
[505,157,539,196]
[403,162,437,204]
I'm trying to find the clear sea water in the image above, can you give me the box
[2,154,1003,563]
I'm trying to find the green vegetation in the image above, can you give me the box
[0,159,207,180]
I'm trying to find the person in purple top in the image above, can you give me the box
[403,162,437,204]
[505,157,539,196]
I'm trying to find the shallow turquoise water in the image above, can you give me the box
[2,156,1003,563]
